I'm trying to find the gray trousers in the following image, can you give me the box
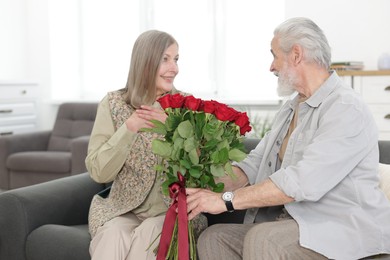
[197,219,327,260]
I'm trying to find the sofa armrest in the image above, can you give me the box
[71,135,90,174]
[243,138,260,153]
[0,130,52,189]
[379,140,390,164]
[0,173,104,260]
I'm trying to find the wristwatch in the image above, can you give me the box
[222,191,235,212]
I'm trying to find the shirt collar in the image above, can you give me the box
[293,71,340,108]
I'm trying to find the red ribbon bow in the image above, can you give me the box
[157,172,189,260]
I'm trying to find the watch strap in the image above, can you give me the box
[225,200,234,212]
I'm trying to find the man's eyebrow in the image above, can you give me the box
[270,49,275,57]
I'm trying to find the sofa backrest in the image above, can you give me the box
[243,138,390,164]
[48,102,98,151]
[243,138,260,153]
[379,140,390,164]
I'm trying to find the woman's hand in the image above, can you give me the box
[125,105,167,133]
[186,188,226,220]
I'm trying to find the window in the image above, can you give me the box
[49,0,284,103]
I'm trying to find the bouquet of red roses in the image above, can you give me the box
[143,93,251,260]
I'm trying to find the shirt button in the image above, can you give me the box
[276,140,281,146]
[268,161,272,167]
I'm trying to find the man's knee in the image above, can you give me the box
[197,224,223,250]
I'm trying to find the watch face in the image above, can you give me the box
[223,192,233,201]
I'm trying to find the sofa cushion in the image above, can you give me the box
[379,163,390,201]
[26,224,91,260]
[7,151,71,173]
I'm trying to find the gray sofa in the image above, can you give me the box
[0,139,389,260]
[0,102,98,190]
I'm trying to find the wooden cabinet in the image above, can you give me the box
[0,82,39,135]
[337,70,390,140]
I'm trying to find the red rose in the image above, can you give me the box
[158,94,171,109]
[234,112,252,135]
[197,100,205,111]
[169,93,186,108]
[202,100,219,114]
[239,124,252,135]
[184,96,202,111]
[214,103,239,122]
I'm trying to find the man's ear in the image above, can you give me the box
[291,44,303,65]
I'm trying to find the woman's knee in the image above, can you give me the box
[134,215,165,237]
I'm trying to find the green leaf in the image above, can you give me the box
[184,136,197,152]
[151,140,172,157]
[161,180,170,195]
[213,182,225,193]
[224,162,237,180]
[173,137,184,151]
[139,119,167,135]
[194,112,206,139]
[217,139,229,150]
[215,125,224,139]
[180,159,191,169]
[203,121,219,140]
[171,164,181,176]
[172,128,181,140]
[168,137,181,161]
[211,151,220,164]
[165,114,181,132]
[178,120,194,138]
[188,148,199,165]
[200,174,210,186]
[162,177,177,196]
[189,167,201,178]
[204,139,219,150]
[150,119,166,129]
[229,148,247,162]
[218,147,229,163]
[210,164,225,177]
[139,127,153,133]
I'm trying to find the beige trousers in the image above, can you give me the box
[89,212,165,260]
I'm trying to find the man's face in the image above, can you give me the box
[277,62,297,97]
[270,37,297,97]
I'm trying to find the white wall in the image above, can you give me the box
[0,0,28,79]
[285,0,390,70]
[1,0,57,130]
[2,0,390,130]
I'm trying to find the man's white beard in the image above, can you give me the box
[276,63,297,97]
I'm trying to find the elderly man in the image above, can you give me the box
[186,17,390,259]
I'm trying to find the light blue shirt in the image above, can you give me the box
[236,72,390,259]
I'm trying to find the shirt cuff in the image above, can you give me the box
[269,169,304,201]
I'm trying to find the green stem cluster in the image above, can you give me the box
[164,219,197,260]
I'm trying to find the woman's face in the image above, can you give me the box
[155,43,179,98]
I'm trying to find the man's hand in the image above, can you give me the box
[186,188,227,220]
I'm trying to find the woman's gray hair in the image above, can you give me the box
[124,30,177,108]
[274,17,331,69]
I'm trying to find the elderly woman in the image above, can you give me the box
[86,30,206,260]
